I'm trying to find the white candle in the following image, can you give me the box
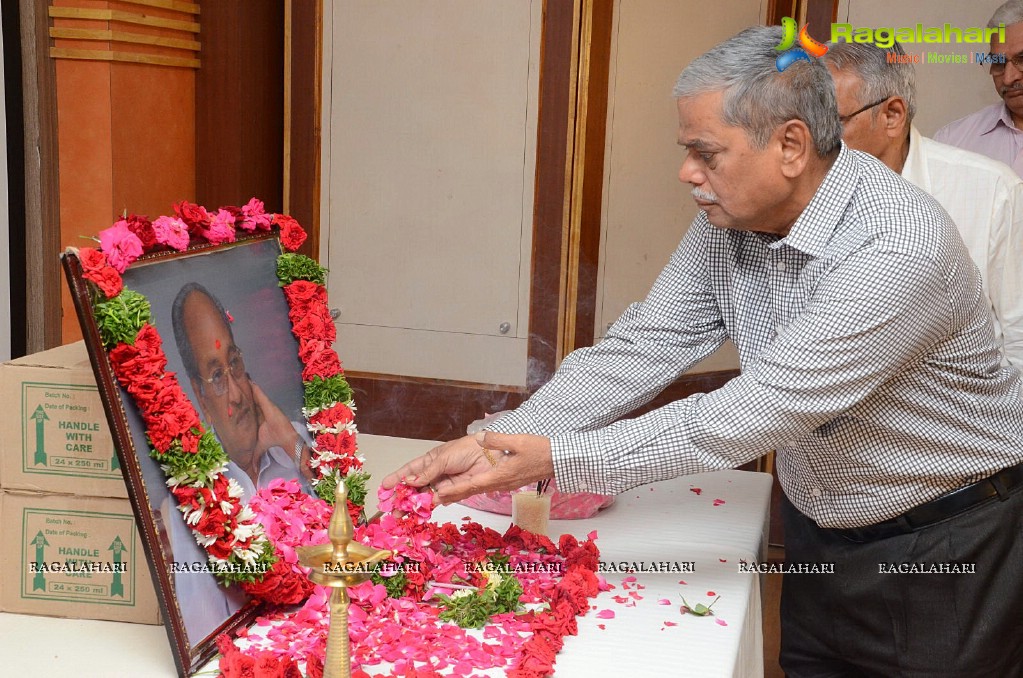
[512,491,552,535]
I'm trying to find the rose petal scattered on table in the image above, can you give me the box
[713,498,726,506]
[663,621,678,627]
[678,579,688,585]
[690,487,702,495]
[707,591,716,596]
[715,618,728,626]
[597,624,606,630]
[588,530,598,540]
[657,598,671,605]
[596,609,616,619]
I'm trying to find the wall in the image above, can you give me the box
[594,0,766,372]
[837,0,1005,136]
[322,1,541,387]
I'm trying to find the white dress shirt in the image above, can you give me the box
[902,125,1023,370]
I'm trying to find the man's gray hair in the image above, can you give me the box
[673,25,842,158]
[989,0,1023,29]
[819,41,916,125]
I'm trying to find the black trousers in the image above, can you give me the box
[779,489,1023,678]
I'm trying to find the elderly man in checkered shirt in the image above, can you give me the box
[385,26,1023,676]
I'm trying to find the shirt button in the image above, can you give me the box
[577,481,589,491]
[810,487,822,498]
[776,261,787,271]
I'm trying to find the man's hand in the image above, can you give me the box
[380,431,555,504]
[251,382,311,479]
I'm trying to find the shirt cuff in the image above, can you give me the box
[549,429,612,495]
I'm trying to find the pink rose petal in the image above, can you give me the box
[716,618,728,626]
[689,487,702,495]
[596,609,616,619]
[713,498,726,506]
[657,598,671,605]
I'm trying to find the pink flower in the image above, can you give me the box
[240,197,274,231]
[151,215,190,251]
[205,209,238,245]
[97,221,144,272]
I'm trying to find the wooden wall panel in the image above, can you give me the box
[195,1,284,214]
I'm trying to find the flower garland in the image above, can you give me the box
[217,482,605,677]
[71,199,365,601]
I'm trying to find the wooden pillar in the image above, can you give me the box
[49,0,199,342]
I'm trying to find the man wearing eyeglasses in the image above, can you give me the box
[821,40,1023,370]
[934,0,1023,177]
[172,282,313,498]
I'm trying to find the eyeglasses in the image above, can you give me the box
[838,96,891,124]
[989,54,1023,76]
[199,348,246,397]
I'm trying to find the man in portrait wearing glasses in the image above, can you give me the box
[162,281,313,642]
[934,0,1023,176]
[171,281,314,498]
[821,40,1023,369]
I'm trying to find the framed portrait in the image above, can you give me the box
[62,232,314,675]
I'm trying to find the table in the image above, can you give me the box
[0,434,772,677]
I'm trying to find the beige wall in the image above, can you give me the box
[321,1,541,386]
[837,0,1005,136]
[594,0,765,372]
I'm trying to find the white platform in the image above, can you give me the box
[0,434,772,677]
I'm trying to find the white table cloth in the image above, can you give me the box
[0,434,772,677]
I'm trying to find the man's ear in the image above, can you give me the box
[880,97,909,139]
[777,119,813,179]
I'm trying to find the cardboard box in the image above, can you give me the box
[0,342,160,624]
[0,342,127,498]
[0,490,160,624]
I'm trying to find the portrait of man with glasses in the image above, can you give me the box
[171,281,314,498]
[114,237,318,645]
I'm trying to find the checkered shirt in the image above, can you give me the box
[489,145,1023,529]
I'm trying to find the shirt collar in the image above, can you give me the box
[901,125,929,190]
[986,103,1019,136]
[773,142,858,259]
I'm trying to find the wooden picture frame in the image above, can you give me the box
[61,232,311,676]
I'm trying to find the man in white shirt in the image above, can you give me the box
[822,40,1023,371]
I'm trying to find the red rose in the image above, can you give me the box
[275,214,307,251]
[78,247,124,298]
[124,214,158,250]
[309,403,353,429]
[173,200,211,237]
[240,557,313,604]
[207,536,234,561]
[283,280,326,308]
[301,349,342,381]
[133,323,164,356]
[192,505,229,538]
[314,431,339,453]
[290,307,336,344]
[336,430,357,455]
[305,655,324,678]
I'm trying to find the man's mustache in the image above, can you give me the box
[692,187,718,203]
[1001,82,1023,96]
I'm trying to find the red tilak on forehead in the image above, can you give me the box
[228,405,233,416]
[215,339,221,349]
